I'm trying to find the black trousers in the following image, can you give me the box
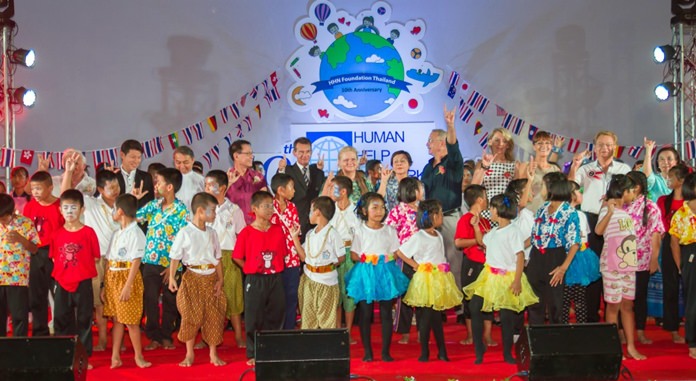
[357,300,393,358]
[142,264,180,343]
[662,235,683,331]
[0,286,29,337]
[526,247,565,325]
[28,246,53,336]
[681,243,696,348]
[634,270,651,330]
[461,256,492,321]
[585,212,604,323]
[244,273,285,359]
[395,264,415,334]
[54,279,93,356]
[415,307,446,358]
[282,266,301,330]
[470,296,518,361]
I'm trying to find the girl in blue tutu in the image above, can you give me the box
[345,192,410,362]
[396,199,464,362]
[562,181,601,323]
[463,193,539,364]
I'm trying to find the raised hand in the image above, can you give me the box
[64,152,79,172]
[358,151,367,166]
[380,166,392,182]
[481,151,495,168]
[572,150,589,168]
[278,155,287,172]
[131,180,149,200]
[38,154,50,172]
[526,156,537,178]
[228,168,241,185]
[469,214,480,227]
[606,199,616,213]
[103,162,120,174]
[317,154,325,171]
[289,223,301,238]
[443,104,455,128]
[644,137,656,152]
[553,135,565,149]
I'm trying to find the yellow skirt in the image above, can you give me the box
[403,263,464,311]
[463,265,538,313]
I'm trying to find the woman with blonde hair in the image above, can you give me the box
[323,146,373,203]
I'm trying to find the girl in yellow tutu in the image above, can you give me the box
[463,193,538,365]
[396,199,463,362]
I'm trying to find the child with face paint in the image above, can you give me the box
[328,175,360,341]
[204,170,246,348]
[50,189,100,366]
[22,171,64,337]
[168,192,226,367]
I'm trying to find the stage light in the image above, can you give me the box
[11,48,35,68]
[9,87,36,107]
[654,45,678,63]
[655,82,680,101]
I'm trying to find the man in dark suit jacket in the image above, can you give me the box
[277,137,326,241]
[116,139,155,208]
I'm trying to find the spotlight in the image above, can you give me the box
[655,82,680,101]
[653,45,678,63]
[10,48,35,68]
[9,87,36,107]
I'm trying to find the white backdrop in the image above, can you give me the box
[8,0,672,174]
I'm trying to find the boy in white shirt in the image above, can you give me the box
[173,146,205,212]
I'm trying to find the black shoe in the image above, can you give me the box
[437,352,450,362]
[362,355,373,362]
[504,355,516,364]
[474,356,484,364]
[381,352,394,362]
[456,314,465,324]
[418,354,429,362]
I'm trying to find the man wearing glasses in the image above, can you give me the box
[227,140,268,224]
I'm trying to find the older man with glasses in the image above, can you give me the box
[226,139,268,224]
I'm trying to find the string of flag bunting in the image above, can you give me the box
[1,71,281,170]
[446,70,696,160]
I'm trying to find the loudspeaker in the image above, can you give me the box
[0,336,88,381]
[516,324,622,381]
[255,329,350,381]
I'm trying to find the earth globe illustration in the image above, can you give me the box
[312,136,348,173]
[319,31,405,117]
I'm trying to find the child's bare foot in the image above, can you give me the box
[144,341,161,351]
[246,358,255,366]
[210,355,226,366]
[94,344,107,352]
[398,334,409,344]
[673,332,686,344]
[162,339,176,350]
[179,356,194,367]
[110,358,123,369]
[689,348,696,359]
[349,338,357,345]
[626,347,647,360]
[194,341,207,349]
[235,338,246,348]
[459,338,473,345]
[637,332,652,344]
[135,357,152,368]
[87,363,94,370]
[485,337,498,347]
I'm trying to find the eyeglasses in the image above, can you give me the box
[238,151,254,156]
[534,141,552,146]
[427,139,444,143]
[595,144,614,149]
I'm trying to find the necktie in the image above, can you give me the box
[302,166,310,187]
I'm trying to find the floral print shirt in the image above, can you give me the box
[531,201,581,252]
[624,195,664,271]
[384,175,400,212]
[669,203,696,246]
[385,202,418,244]
[137,198,189,268]
[270,198,301,268]
[0,215,40,286]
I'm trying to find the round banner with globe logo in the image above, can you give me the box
[287,1,443,122]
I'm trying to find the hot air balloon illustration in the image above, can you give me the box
[314,3,331,26]
[300,22,318,44]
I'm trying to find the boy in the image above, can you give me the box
[173,146,204,213]
[169,192,226,367]
[0,194,39,337]
[233,190,289,365]
[205,170,246,347]
[269,173,301,330]
[22,170,64,336]
[137,167,189,350]
[328,175,359,340]
[292,196,345,329]
[103,194,151,369]
[50,189,100,362]
[454,185,496,346]
[10,166,31,213]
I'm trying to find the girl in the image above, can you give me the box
[345,192,409,362]
[562,181,600,324]
[397,199,463,362]
[595,175,645,360]
[668,172,696,359]
[625,171,664,344]
[385,177,422,344]
[657,164,690,343]
[643,137,682,201]
[463,193,538,364]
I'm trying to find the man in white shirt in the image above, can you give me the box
[117,140,154,209]
[173,146,205,212]
[46,149,96,197]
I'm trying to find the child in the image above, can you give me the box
[205,170,246,347]
[10,166,31,214]
[385,177,421,344]
[657,164,690,343]
[345,192,410,362]
[454,185,495,346]
[136,167,189,350]
[625,171,664,343]
[562,181,600,324]
[463,194,538,364]
[50,189,100,362]
[668,172,696,359]
[173,146,205,213]
[292,196,345,329]
[233,190,289,366]
[269,173,301,330]
[22,170,64,336]
[0,194,39,337]
[103,194,151,369]
[329,175,360,341]
[169,192,226,367]
[397,199,464,362]
[506,178,535,262]
[595,174,645,360]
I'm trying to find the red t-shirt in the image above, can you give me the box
[49,226,100,292]
[22,199,65,248]
[233,224,288,275]
[454,212,490,264]
[657,195,684,232]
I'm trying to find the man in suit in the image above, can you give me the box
[117,139,155,208]
[277,137,325,242]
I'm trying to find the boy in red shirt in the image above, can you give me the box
[22,171,65,336]
[50,189,100,361]
[233,190,293,366]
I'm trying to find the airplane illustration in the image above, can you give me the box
[406,68,440,87]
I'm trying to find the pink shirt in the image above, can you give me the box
[225,168,267,224]
[599,207,638,273]
[624,195,664,271]
[385,202,418,244]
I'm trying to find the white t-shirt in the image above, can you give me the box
[83,196,119,256]
[170,223,221,275]
[302,225,345,285]
[208,199,246,250]
[106,222,145,271]
[512,208,535,261]
[483,224,525,272]
[351,223,400,257]
[399,229,447,265]
[176,171,205,212]
[574,160,630,214]
[577,209,591,243]
[329,202,360,244]
[52,174,97,197]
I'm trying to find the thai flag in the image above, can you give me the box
[447,71,460,99]
[467,91,489,114]
[458,99,473,123]
[478,132,489,149]
[236,124,244,138]
[502,113,514,129]
[243,116,252,131]
[528,125,538,141]
[182,128,193,145]
[220,107,229,123]
[567,138,581,153]
[154,137,164,154]
[202,152,212,168]
[687,139,696,160]
[511,118,525,136]
[628,145,644,159]
[250,86,258,99]
[54,152,65,170]
[223,133,234,147]
[269,87,279,102]
[142,141,153,158]
[193,124,203,140]
[40,152,55,169]
[230,103,241,119]
[262,80,269,97]
[1,148,15,167]
[210,145,220,161]
[496,104,506,116]
[264,92,272,107]
[108,148,119,165]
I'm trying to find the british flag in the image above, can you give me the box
[467,91,490,114]
[447,71,460,99]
